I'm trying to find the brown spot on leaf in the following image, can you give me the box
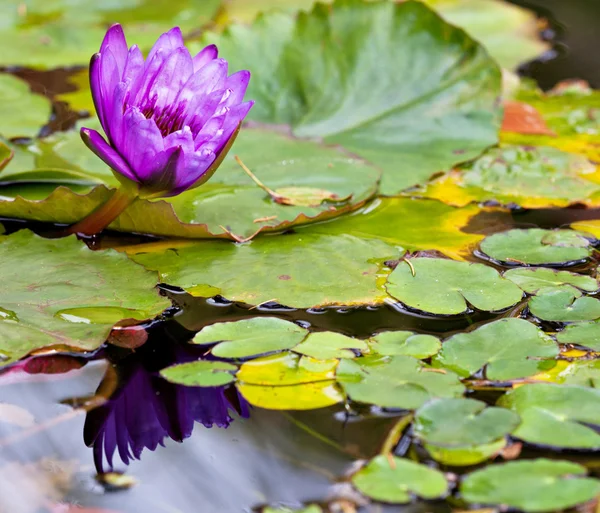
[278,274,292,281]
[502,101,556,136]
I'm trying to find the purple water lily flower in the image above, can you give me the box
[81,24,253,197]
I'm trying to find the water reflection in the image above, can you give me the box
[83,334,249,473]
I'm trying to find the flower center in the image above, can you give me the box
[139,95,188,138]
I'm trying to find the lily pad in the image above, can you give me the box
[478,228,594,266]
[159,360,238,387]
[303,197,485,260]
[130,233,399,308]
[504,267,599,294]
[461,459,600,512]
[368,331,441,359]
[529,287,600,322]
[557,321,600,351]
[193,317,307,359]
[0,73,52,139]
[293,332,368,360]
[433,318,558,380]
[205,0,502,195]
[263,506,322,513]
[0,128,380,239]
[497,383,600,449]
[415,145,600,209]
[385,258,523,315]
[413,398,520,466]
[337,355,465,409]
[535,359,600,388]
[351,455,448,504]
[236,352,343,410]
[0,230,168,365]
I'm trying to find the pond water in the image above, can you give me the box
[2,0,600,512]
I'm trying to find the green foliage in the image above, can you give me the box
[160,361,238,387]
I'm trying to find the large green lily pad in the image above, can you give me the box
[0,230,168,365]
[478,229,594,266]
[497,383,600,449]
[351,455,448,504]
[193,317,308,359]
[0,128,380,239]
[433,318,558,380]
[385,258,523,315]
[0,73,52,139]
[337,355,465,409]
[413,398,520,466]
[204,0,502,195]
[504,267,599,294]
[236,351,343,410]
[461,459,600,512]
[130,233,399,308]
[529,287,600,322]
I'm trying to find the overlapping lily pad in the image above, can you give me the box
[478,228,594,266]
[385,258,523,315]
[368,331,441,359]
[351,455,448,503]
[504,267,599,294]
[497,383,600,449]
[293,332,367,360]
[433,318,558,380]
[529,287,600,322]
[557,321,600,351]
[413,398,520,465]
[461,459,600,512]
[0,128,380,239]
[0,230,168,365]
[130,233,399,308]
[236,351,343,410]
[160,360,238,387]
[337,355,465,409]
[205,0,502,195]
[0,73,52,139]
[193,317,308,358]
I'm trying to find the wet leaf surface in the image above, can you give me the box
[368,331,441,359]
[478,228,594,266]
[529,287,600,322]
[460,459,600,512]
[293,332,368,360]
[385,258,523,315]
[351,455,447,503]
[497,383,600,449]
[433,318,558,380]
[557,321,600,351]
[160,361,238,387]
[337,355,465,409]
[207,0,501,195]
[0,230,168,365]
[503,267,599,294]
[130,233,399,308]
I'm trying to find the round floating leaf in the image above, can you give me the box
[415,145,600,209]
[461,459,600,512]
[0,230,168,365]
[263,506,322,513]
[293,332,368,360]
[497,383,600,449]
[0,73,52,139]
[536,359,600,388]
[337,355,465,409]
[504,267,599,294]
[529,287,600,322]
[303,197,485,260]
[130,233,399,308]
[413,398,520,465]
[0,128,379,239]
[205,0,501,195]
[160,360,238,387]
[368,331,441,359]
[433,318,558,380]
[385,258,523,315]
[236,352,343,410]
[557,321,600,351]
[193,317,308,359]
[352,455,447,504]
[479,229,593,266]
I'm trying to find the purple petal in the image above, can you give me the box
[221,70,251,108]
[98,48,121,139]
[192,44,218,72]
[183,88,227,134]
[164,126,194,152]
[193,111,226,150]
[167,148,215,195]
[100,24,128,79]
[213,101,254,154]
[145,27,185,68]
[89,53,107,130]
[105,82,128,148]
[176,58,228,106]
[120,108,165,181]
[80,127,139,183]
[133,48,169,109]
[122,45,145,103]
[146,47,193,115]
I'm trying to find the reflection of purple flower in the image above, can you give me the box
[84,346,248,473]
[82,24,253,197]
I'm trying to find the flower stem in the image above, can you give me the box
[66,185,139,236]
[379,413,414,456]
